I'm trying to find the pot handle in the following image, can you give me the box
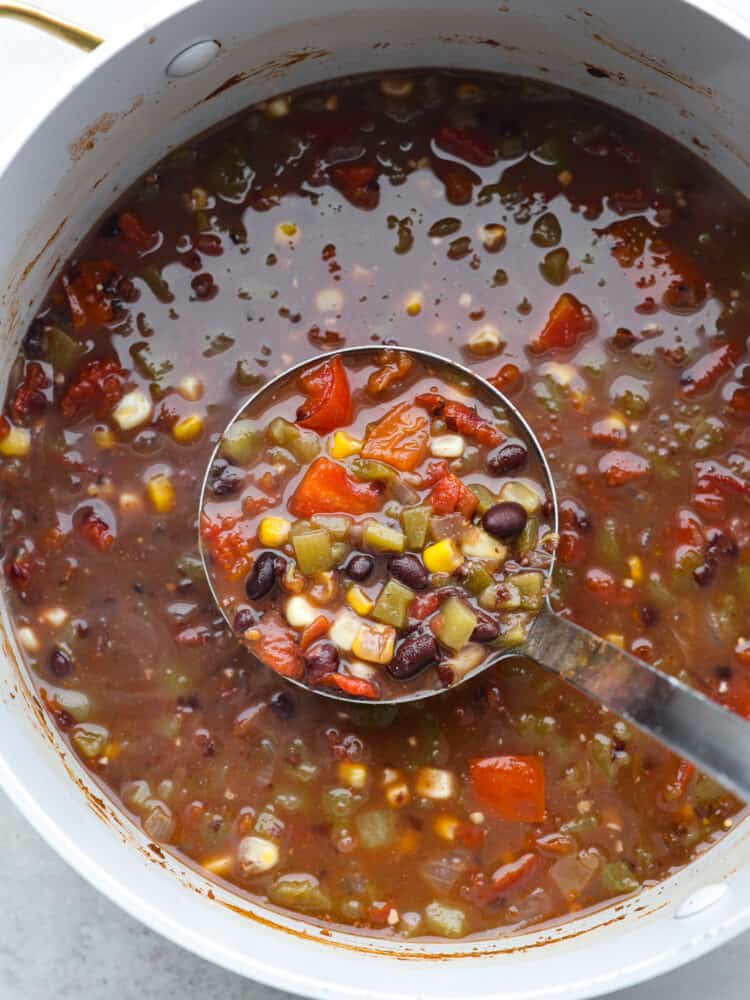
[0,2,102,51]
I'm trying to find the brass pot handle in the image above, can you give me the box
[0,2,103,51]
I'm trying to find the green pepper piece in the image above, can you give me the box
[43,326,84,374]
[401,505,431,550]
[595,516,621,564]
[601,861,640,895]
[559,813,599,837]
[177,552,206,585]
[355,809,397,849]
[511,571,544,611]
[350,458,395,482]
[312,515,351,540]
[203,332,235,357]
[292,529,334,575]
[467,483,496,515]
[363,521,406,553]
[268,874,332,913]
[234,359,263,388]
[737,563,750,602]
[321,787,359,821]
[517,516,539,557]
[221,419,261,466]
[462,562,494,596]
[71,723,109,760]
[531,211,561,248]
[540,247,569,285]
[372,579,415,629]
[266,417,321,463]
[424,901,467,938]
[141,264,174,303]
[130,341,173,383]
[434,596,477,650]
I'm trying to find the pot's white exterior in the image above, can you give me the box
[2,1,750,996]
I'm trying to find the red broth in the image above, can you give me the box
[1,71,749,939]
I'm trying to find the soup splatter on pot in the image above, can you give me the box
[1,71,749,939]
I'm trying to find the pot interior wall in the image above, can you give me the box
[1,0,750,995]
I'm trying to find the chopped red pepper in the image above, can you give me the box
[118,211,158,251]
[489,363,522,395]
[288,457,383,518]
[598,450,650,487]
[366,349,413,395]
[681,342,741,396]
[470,755,546,823]
[74,507,114,552]
[246,611,304,680]
[429,473,478,518]
[361,402,430,472]
[60,359,129,422]
[315,672,379,699]
[11,361,50,422]
[200,512,255,580]
[61,259,118,328]
[415,392,504,447]
[530,293,594,354]
[299,615,331,653]
[694,460,750,499]
[485,853,538,899]
[330,163,380,210]
[296,356,353,435]
[434,125,496,166]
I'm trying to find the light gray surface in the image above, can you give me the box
[1,2,750,998]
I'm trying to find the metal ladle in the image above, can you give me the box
[200,346,750,801]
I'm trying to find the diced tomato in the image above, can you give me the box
[694,460,750,499]
[366,349,413,395]
[288,457,383,518]
[361,402,429,472]
[469,755,546,823]
[241,492,277,518]
[434,125,496,166]
[246,611,304,680]
[60,359,129,422]
[118,211,158,251]
[315,672,379,699]
[330,163,380,209]
[557,529,587,566]
[200,512,255,580]
[415,392,504,447]
[599,450,650,487]
[299,615,331,652]
[428,473,478,518]
[729,385,750,417]
[681,342,742,396]
[61,259,118,328]
[296,357,353,435]
[530,293,594,355]
[11,361,50,422]
[489,363,522,394]
[430,155,481,205]
[74,507,114,552]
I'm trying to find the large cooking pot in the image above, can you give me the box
[2,1,750,995]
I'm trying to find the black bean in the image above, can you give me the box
[209,460,244,497]
[303,641,340,677]
[345,553,375,582]
[49,646,73,678]
[692,563,714,586]
[388,553,429,591]
[22,321,46,360]
[388,631,440,680]
[245,551,281,601]
[482,501,528,539]
[486,441,527,476]
[470,612,500,643]
[233,606,257,634]
[639,605,659,628]
[270,690,295,719]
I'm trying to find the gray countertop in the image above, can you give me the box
[2,2,750,997]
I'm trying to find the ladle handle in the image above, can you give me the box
[524,605,750,801]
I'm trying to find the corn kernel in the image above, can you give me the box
[274,222,300,247]
[385,780,411,808]
[352,622,396,664]
[346,584,374,616]
[468,325,503,356]
[480,223,506,252]
[40,607,67,628]
[17,626,39,653]
[93,426,116,450]
[172,414,204,444]
[627,555,643,582]
[177,375,204,402]
[146,474,176,514]
[605,633,625,649]
[112,389,152,431]
[405,293,422,317]
[258,516,291,548]
[433,814,460,841]
[0,425,31,458]
[236,835,279,875]
[264,96,290,118]
[347,660,378,681]
[380,78,414,98]
[285,595,318,629]
[423,538,464,574]
[337,761,369,790]
[201,853,234,878]
[415,767,456,800]
[330,430,363,459]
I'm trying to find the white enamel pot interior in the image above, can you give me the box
[2,0,750,996]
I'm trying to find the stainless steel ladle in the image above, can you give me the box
[200,346,750,801]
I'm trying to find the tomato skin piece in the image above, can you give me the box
[361,402,430,472]
[434,125,496,166]
[247,611,304,679]
[315,672,379,699]
[60,359,129,422]
[299,615,331,652]
[415,393,503,447]
[429,473,479,518]
[296,357,353,435]
[530,293,594,354]
[118,211,157,251]
[62,260,118,328]
[288,457,383,518]
[470,755,546,823]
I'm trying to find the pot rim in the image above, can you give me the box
[2,1,750,996]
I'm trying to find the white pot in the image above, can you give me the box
[1,1,750,995]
